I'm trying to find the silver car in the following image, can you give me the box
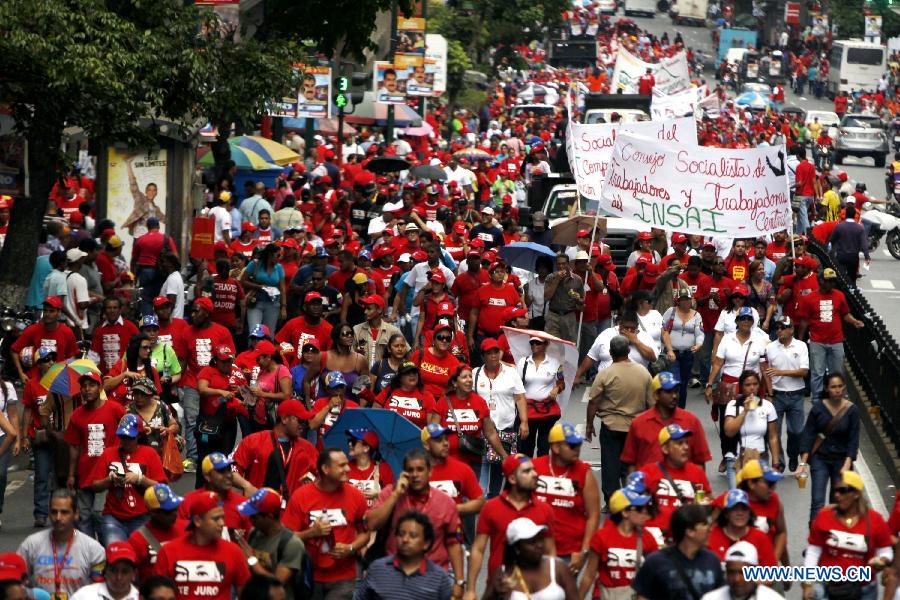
[834,113,889,167]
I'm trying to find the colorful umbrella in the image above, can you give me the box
[323,408,422,477]
[41,358,101,397]
[196,144,280,171]
[453,148,493,161]
[229,135,300,166]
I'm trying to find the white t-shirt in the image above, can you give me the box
[725,397,778,452]
[587,326,658,371]
[517,355,562,400]
[701,584,785,600]
[472,364,525,431]
[65,271,90,330]
[160,271,185,319]
[209,205,232,242]
[71,582,139,600]
[0,382,17,440]
[715,331,769,378]
[714,307,761,335]
[764,337,809,392]
[526,273,547,319]
[637,310,664,345]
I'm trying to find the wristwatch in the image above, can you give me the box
[455,580,466,588]
[247,556,259,567]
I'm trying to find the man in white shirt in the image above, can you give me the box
[700,541,785,600]
[761,316,809,472]
[71,540,140,600]
[208,192,233,243]
[443,156,474,196]
[64,248,91,334]
[574,311,658,382]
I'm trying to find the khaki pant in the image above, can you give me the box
[546,310,577,342]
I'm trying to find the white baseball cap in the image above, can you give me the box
[397,253,412,263]
[724,541,758,565]
[481,207,495,216]
[506,517,547,544]
[66,248,88,262]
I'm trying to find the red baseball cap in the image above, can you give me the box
[153,296,172,308]
[242,222,257,233]
[481,338,501,352]
[0,553,26,581]
[301,338,321,351]
[469,238,485,249]
[671,233,688,244]
[577,229,591,238]
[361,295,386,311]
[732,284,750,297]
[304,291,324,303]
[437,301,455,316]
[502,194,514,205]
[453,222,467,235]
[429,270,447,284]
[643,263,659,282]
[637,231,653,241]
[502,453,530,478]
[43,296,63,310]
[194,296,214,313]
[636,253,653,265]
[489,261,506,272]
[106,541,138,566]
[79,371,102,385]
[254,340,277,356]
[348,428,380,450]
[276,400,307,420]
[189,490,223,521]
[215,345,235,361]
[214,240,231,254]
[324,237,338,247]
[373,245,394,259]
[597,254,615,270]
[503,306,528,322]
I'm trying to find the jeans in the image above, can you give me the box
[599,425,628,504]
[809,453,846,523]
[698,332,715,387]
[673,350,695,408]
[138,266,162,316]
[0,444,10,514]
[311,579,356,600]
[100,513,149,545]
[772,389,805,465]
[32,443,55,521]
[480,457,505,499]
[462,461,482,545]
[520,417,559,459]
[808,342,845,400]
[795,195,812,233]
[194,420,237,489]
[181,387,200,463]
[247,296,280,339]
[76,488,105,539]
[579,321,598,361]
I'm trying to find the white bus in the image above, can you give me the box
[827,40,887,97]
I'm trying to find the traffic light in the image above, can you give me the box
[334,76,350,109]
[350,71,368,105]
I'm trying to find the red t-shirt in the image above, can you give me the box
[307,398,360,448]
[725,255,751,283]
[438,392,492,465]
[451,269,490,321]
[590,272,620,323]
[229,239,257,259]
[155,535,251,600]
[233,430,318,496]
[678,271,711,298]
[328,268,365,292]
[372,265,400,292]
[133,232,178,267]
[95,252,118,287]
[707,525,777,565]
[533,456,592,555]
[63,401,127,488]
[889,495,900,535]
[696,276,735,331]
[105,360,161,405]
[413,348,461,398]
[275,316,333,352]
[12,322,78,360]
[588,520,659,590]
[808,507,893,582]
[766,241,788,261]
[347,460,395,508]
[429,457,483,505]
[157,318,189,354]
[374,387,437,428]
[783,273,820,320]
[207,277,245,328]
[21,376,49,438]
[796,289,849,344]
[475,283,521,335]
[128,519,190,582]
[282,483,368,583]
[621,407,712,468]
[749,491,783,546]
[477,492,556,572]
[640,461,711,537]
[197,365,248,418]
[90,444,167,520]
[91,319,140,374]
[178,488,250,532]
[178,323,235,389]
[795,160,817,197]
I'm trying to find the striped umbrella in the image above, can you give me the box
[229,135,300,166]
[41,358,101,397]
[453,148,493,161]
[196,144,280,171]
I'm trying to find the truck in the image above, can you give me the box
[582,93,652,124]
[548,38,598,69]
[716,28,758,64]
[669,0,708,25]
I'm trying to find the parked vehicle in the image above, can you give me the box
[624,0,657,16]
[0,307,36,381]
[669,0,708,25]
[826,40,886,98]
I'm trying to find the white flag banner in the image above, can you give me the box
[611,49,691,95]
[598,132,791,237]
[651,87,702,120]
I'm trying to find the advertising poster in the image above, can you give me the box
[270,64,302,118]
[396,54,432,97]
[374,61,408,104]
[0,136,26,196]
[106,148,168,258]
[425,34,448,96]
[396,16,426,54]
[865,16,882,43]
[297,65,332,119]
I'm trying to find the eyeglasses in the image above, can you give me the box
[302,346,319,353]
[340,331,354,337]
[435,335,453,342]
[834,486,857,495]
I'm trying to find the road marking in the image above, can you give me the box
[799,97,808,101]
[4,479,24,498]
[856,452,888,516]
[869,280,895,289]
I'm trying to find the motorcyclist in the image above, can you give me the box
[814,129,834,171]
[851,182,889,238]
[886,151,900,198]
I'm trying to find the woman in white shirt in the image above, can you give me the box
[724,370,781,489]
[711,284,759,357]
[524,257,553,331]
[473,339,527,498]
[633,291,663,347]
[158,253,185,320]
[516,336,564,459]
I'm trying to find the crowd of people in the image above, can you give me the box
[2,6,900,600]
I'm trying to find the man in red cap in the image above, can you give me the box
[229,222,258,258]
[178,296,235,472]
[71,541,140,600]
[11,296,78,384]
[371,244,399,291]
[662,233,693,268]
[276,291,333,351]
[283,449,368,600]
[153,295,188,349]
[233,400,318,499]
[156,490,251,599]
[353,295,402,368]
[128,483,190,581]
[777,255,819,322]
[464,454,555,600]
[64,371,127,539]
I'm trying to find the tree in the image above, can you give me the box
[829,0,900,39]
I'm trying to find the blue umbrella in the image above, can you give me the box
[323,408,422,477]
[498,241,557,272]
[734,91,771,110]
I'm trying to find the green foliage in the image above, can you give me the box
[829,0,900,38]
[457,88,488,112]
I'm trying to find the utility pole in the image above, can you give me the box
[386,0,398,143]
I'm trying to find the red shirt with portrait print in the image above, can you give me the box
[438,392,491,465]
[90,444,167,520]
[808,507,893,582]
[796,288,849,344]
[155,535,251,600]
[178,322,235,389]
[63,401,126,488]
[374,387,437,428]
[474,283,521,334]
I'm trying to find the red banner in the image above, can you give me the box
[190,217,215,260]
[785,2,800,24]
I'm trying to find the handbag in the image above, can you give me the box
[161,433,184,480]
[713,340,753,406]
[809,401,852,458]
[637,316,668,376]
[445,398,487,456]
[196,402,226,442]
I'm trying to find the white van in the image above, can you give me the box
[827,40,886,97]
[624,0,657,16]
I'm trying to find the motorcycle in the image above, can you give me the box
[816,143,833,171]
[0,307,36,380]
[862,199,900,260]
[891,117,900,150]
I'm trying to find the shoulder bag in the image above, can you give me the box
[662,546,702,600]
[809,401,852,458]
[657,461,689,505]
[638,315,668,376]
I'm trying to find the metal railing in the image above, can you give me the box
[807,238,900,456]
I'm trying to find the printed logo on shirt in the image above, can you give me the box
[447,408,479,432]
[157,334,174,347]
[86,424,106,457]
[309,508,348,527]
[654,478,695,507]
[487,298,508,307]
[754,515,770,533]
[39,339,59,354]
[819,299,834,323]
[388,395,421,410]
[174,560,225,582]
[101,334,122,370]
[430,479,459,498]
[826,529,867,553]
[537,475,577,497]
[607,548,637,568]
[194,338,213,366]
[478,233,494,242]
[295,333,317,350]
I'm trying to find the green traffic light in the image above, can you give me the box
[336,77,350,92]
[335,92,348,108]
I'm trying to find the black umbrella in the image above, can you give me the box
[364,156,412,174]
[409,164,447,181]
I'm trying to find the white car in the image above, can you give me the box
[597,0,617,14]
[805,110,840,139]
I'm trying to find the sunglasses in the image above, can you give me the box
[834,486,857,495]
[302,346,319,353]
[435,335,453,342]
[340,331,354,337]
